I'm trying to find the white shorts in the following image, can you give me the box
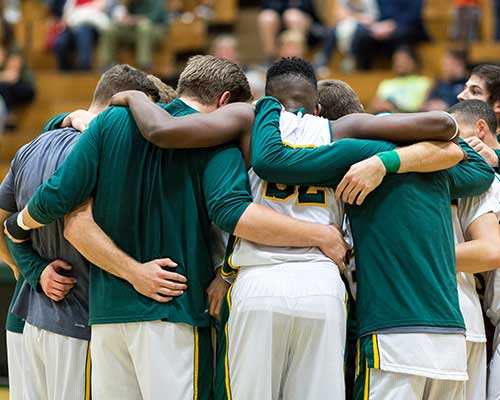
[465,341,486,400]
[488,342,500,400]
[91,320,212,400]
[6,330,23,400]
[23,322,90,400]
[220,263,347,400]
[359,368,466,400]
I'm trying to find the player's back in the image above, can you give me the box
[230,110,343,269]
[58,99,252,328]
[8,128,90,340]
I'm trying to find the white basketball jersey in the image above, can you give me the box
[453,176,500,342]
[483,175,500,346]
[230,110,343,269]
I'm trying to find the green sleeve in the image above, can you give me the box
[6,238,49,291]
[27,115,102,224]
[203,146,253,233]
[447,139,495,200]
[251,96,396,187]
[494,149,500,174]
[41,113,70,133]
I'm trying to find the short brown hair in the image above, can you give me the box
[471,64,500,105]
[92,64,160,106]
[177,55,252,104]
[147,74,177,103]
[318,79,364,120]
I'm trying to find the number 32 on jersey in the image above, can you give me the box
[263,182,328,207]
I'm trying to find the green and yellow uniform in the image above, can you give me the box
[247,97,494,398]
[27,99,253,399]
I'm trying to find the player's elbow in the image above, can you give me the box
[429,111,456,140]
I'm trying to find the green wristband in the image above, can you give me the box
[376,151,401,174]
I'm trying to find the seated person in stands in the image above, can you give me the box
[54,0,112,71]
[351,0,428,70]
[278,30,306,58]
[421,48,469,111]
[0,18,35,130]
[210,35,241,66]
[369,46,432,113]
[257,0,317,63]
[450,0,480,41]
[314,0,378,74]
[97,0,167,71]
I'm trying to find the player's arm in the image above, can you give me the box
[0,209,17,277]
[202,146,348,268]
[331,110,457,142]
[63,200,187,303]
[41,112,70,132]
[456,212,500,273]
[110,90,254,149]
[4,113,105,241]
[337,141,464,205]
[0,167,21,277]
[447,140,495,199]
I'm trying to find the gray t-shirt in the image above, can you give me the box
[0,128,90,340]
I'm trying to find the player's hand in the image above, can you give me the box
[464,136,499,167]
[110,90,148,107]
[318,225,348,272]
[62,109,96,132]
[206,268,230,320]
[336,156,386,205]
[129,258,188,303]
[40,260,78,302]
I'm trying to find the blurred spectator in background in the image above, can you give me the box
[257,0,316,63]
[0,17,35,130]
[370,46,432,113]
[496,0,500,40]
[3,0,21,24]
[54,0,111,71]
[246,69,266,100]
[210,35,240,65]
[421,48,469,111]
[278,30,306,58]
[458,64,500,128]
[450,0,480,42]
[351,0,427,70]
[314,0,378,74]
[98,0,167,71]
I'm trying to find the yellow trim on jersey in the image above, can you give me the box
[294,186,328,207]
[355,339,360,376]
[262,181,297,202]
[222,238,240,278]
[282,140,317,149]
[85,344,91,400]
[372,334,380,369]
[193,327,199,400]
[344,291,349,318]
[224,285,234,400]
[364,359,370,400]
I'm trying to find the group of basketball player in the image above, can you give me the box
[1,55,500,400]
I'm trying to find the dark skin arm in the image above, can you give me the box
[110,92,457,164]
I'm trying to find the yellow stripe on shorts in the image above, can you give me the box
[193,327,199,400]
[85,344,91,400]
[372,334,380,369]
[224,285,234,400]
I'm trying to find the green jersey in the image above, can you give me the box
[28,99,252,327]
[251,96,494,337]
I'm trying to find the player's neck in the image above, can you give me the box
[87,103,106,115]
[484,135,500,149]
[179,96,217,114]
